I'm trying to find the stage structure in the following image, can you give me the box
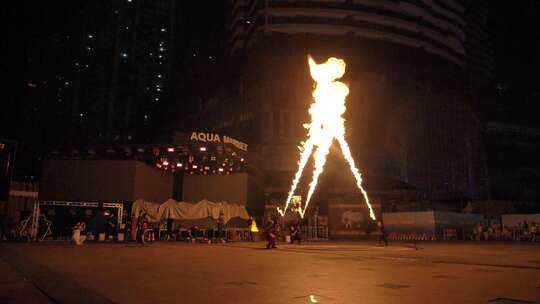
[45,131,248,176]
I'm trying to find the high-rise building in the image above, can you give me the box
[200,0,492,202]
[22,0,183,147]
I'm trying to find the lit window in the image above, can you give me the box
[65,81,70,86]
[144,114,148,120]
[155,97,159,102]
[85,64,89,68]
[167,147,174,152]
[199,147,207,152]
[161,28,166,32]
[158,55,163,59]
[120,52,128,58]
[218,168,224,172]
[176,163,182,167]
[88,34,93,39]
[125,26,129,30]
[156,88,161,92]
[79,113,84,117]
[159,47,165,52]
[157,74,162,78]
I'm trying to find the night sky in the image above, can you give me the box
[1,0,539,141]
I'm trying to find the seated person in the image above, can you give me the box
[289,224,301,244]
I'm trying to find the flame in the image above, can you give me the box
[250,220,259,232]
[277,56,376,220]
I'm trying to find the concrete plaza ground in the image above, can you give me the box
[1,241,540,304]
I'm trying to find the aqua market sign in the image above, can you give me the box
[190,132,248,151]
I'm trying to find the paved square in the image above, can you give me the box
[1,242,539,304]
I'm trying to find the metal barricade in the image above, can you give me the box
[300,226,328,241]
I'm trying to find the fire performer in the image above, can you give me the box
[264,219,278,249]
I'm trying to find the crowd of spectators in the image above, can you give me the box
[472,221,540,242]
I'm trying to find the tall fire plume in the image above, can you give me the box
[277,56,376,220]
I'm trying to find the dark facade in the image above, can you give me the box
[22,0,184,147]
[199,0,492,204]
[482,122,540,201]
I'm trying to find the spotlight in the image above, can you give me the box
[167,147,175,152]
[192,165,198,169]
[163,161,169,166]
[218,168,224,172]
[200,147,207,152]
[177,163,182,168]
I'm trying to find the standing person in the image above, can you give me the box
[106,213,116,241]
[377,221,388,246]
[247,217,256,241]
[265,219,277,249]
[482,223,489,241]
[136,212,146,244]
[166,217,174,241]
[217,212,225,242]
[289,222,301,244]
[0,213,5,241]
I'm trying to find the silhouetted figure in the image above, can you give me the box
[377,221,388,246]
[265,219,277,249]
[289,223,301,244]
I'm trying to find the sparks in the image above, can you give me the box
[277,56,376,220]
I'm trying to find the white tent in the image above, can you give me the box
[131,198,250,223]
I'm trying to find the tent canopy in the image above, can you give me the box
[131,198,250,224]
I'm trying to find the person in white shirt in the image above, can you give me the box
[72,222,87,245]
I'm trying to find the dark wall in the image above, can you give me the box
[133,161,174,202]
[0,140,16,202]
[182,173,248,205]
[40,160,173,202]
